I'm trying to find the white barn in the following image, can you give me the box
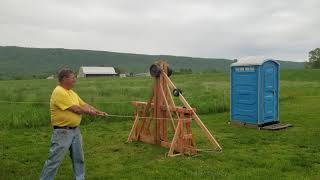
[78,66,118,78]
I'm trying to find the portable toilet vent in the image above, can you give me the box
[230,57,279,126]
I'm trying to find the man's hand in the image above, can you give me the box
[96,111,108,116]
[87,109,98,116]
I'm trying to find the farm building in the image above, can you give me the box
[230,57,279,126]
[78,66,118,78]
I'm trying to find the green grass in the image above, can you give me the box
[0,72,230,128]
[1,70,320,179]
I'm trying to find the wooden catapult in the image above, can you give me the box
[127,60,222,157]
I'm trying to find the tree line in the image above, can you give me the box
[306,48,320,69]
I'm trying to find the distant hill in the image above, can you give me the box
[0,46,305,79]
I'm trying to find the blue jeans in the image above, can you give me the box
[40,127,85,180]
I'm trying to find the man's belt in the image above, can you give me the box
[53,126,78,129]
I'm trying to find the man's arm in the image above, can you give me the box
[67,105,97,115]
[82,104,108,116]
[67,104,108,116]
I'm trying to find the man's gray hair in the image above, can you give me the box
[58,68,75,82]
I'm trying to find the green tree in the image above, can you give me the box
[307,48,320,68]
[114,66,127,74]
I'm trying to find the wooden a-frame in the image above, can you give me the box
[127,60,222,156]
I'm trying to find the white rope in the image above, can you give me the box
[105,114,135,118]
[105,114,186,121]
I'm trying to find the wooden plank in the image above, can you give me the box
[261,123,292,130]
[161,62,169,142]
[184,134,193,139]
[178,113,184,154]
[159,83,176,131]
[137,110,147,137]
[145,80,156,112]
[132,101,154,107]
[154,76,161,144]
[168,153,182,157]
[143,113,152,135]
[166,84,181,125]
[168,119,183,156]
[158,63,165,142]
[166,84,176,107]
[127,113,140,142]
[160,106,196,113]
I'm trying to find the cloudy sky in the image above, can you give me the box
[1,0,319,61]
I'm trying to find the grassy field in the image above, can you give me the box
[1,70,320,179]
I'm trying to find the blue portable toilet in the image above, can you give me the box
[230,57,279,126]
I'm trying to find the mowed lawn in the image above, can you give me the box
[1,70,320,179]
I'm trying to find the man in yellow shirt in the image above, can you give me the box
[40,69,107,180]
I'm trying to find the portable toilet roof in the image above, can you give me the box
[230,57,280,126]
[231,56,280,67]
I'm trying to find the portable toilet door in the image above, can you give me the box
[231,57,279,126]
[260,60,279,124]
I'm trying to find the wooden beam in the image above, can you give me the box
[127,113,140,142]
[166,84,180,123]
[168,118,183,156]
[132,101,154,106]
[145,80,155,112]
[159,83,176,131]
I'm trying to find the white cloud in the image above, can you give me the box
[0,0,319,61]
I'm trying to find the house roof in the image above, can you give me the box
[80,66,117,75]
[231,56,279,67]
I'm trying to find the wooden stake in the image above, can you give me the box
[127,112,140,142]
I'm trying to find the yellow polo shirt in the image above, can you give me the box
[50,85,86,127]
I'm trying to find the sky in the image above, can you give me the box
[0,0,319,62]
